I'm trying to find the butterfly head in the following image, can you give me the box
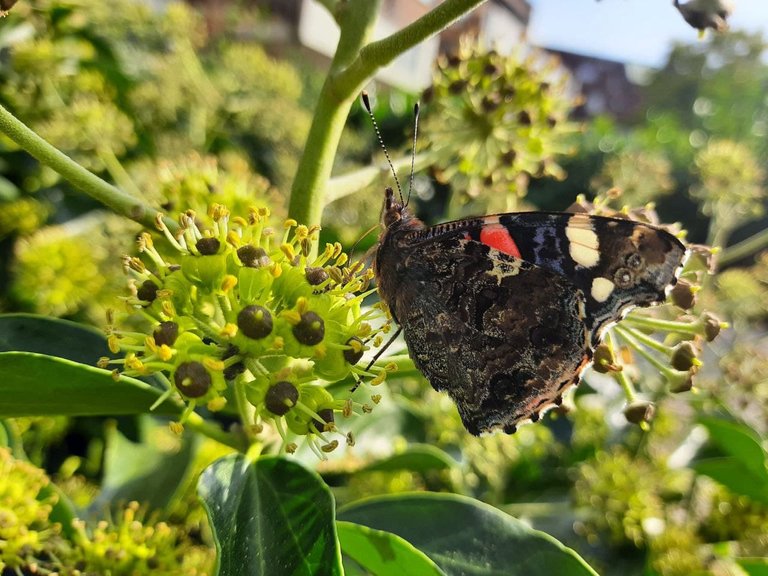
[382,186,407,227]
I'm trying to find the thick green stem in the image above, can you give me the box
[326,151,437,203]
[718,226,768,266]
[0,104,178,233]
[288,0,487,230]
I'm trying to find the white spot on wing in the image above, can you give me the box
[566,215,600,268]
[591,277,615,303]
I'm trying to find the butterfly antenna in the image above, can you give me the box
[361,91,404,205]
[405,101,420,208]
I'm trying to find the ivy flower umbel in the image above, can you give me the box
[571,195,726,427]
[104,204,389,459]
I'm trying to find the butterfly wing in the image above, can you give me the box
[375,210,686,434]
[383,234,591,435]
[421,212,686,344]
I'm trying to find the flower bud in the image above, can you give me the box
[671,278,697,310]
[237,245,271,268]
[173,361,212,398]
[195,237,221,255]
[137,280,159,304]
[153,321,180,347]
[265,381,299,416]
[293,311,325,345]
[670,341,699,371]
[238,305,273,340]
[623,400,655,425]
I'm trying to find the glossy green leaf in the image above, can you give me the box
[86,420,196,517]
[0,352,181,417]
[739,558,768,576]
[361,444,459,474]
[198,454,342,576]
[694,457,768,505]
[699,417,768,480]
[338,493,598,576]
[0,313,114,365]
[337,520,445,576]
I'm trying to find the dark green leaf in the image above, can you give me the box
[694,457,768,505]
[699,417,768,481]
[738,558,768,576]
[0,313,114,365]
[337,520,445,576]
[362,444,459,474]
[0,352,181,417]
[198,454,342,576]
[338,493,598,576]
[86,420,195,516]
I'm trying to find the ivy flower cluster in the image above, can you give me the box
[104,204,390,458]
[571,195,726,425]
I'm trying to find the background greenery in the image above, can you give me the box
[0,1,766,575]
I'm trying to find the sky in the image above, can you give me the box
[527,0,768,67]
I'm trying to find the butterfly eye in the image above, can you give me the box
[614,267,635,289]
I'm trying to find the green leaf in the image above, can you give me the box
[198,454,343,576]
[338,520,445,576]
[693,457,768,505]
[86,420,196,516]
[338,493,598,576]
[0,313,114,365]
[361,444,459,474]
[698,417,768,481]
[0,352,181,417]
[738,558,768,576]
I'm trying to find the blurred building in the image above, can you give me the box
[183,0,643,120]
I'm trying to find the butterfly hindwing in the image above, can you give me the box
[378,233,591,435]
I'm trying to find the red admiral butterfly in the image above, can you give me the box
[366,97,687,435]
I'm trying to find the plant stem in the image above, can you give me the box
[185,411,244,451]
[326,151,437,203]
[0,104,178,233]
[718,226,768,266]
[288,0,487,231]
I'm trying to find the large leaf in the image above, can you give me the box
[86,420,196,517]
[694,457,768,505]
[337,520,445,576]
[739,558,768,576]
[0,352,181,417]
[198,454,343,576]
[0,313,114,365]
[698,417,768,480]
[361,444,459,474]
[338,493,598,576]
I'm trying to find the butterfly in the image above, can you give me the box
[373,186,686,435]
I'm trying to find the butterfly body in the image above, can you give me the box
[374,187,686,435]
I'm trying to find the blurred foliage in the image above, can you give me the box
[0,1,766,575]
[420,38,580,218]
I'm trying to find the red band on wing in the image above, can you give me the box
[479,225,522,258]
